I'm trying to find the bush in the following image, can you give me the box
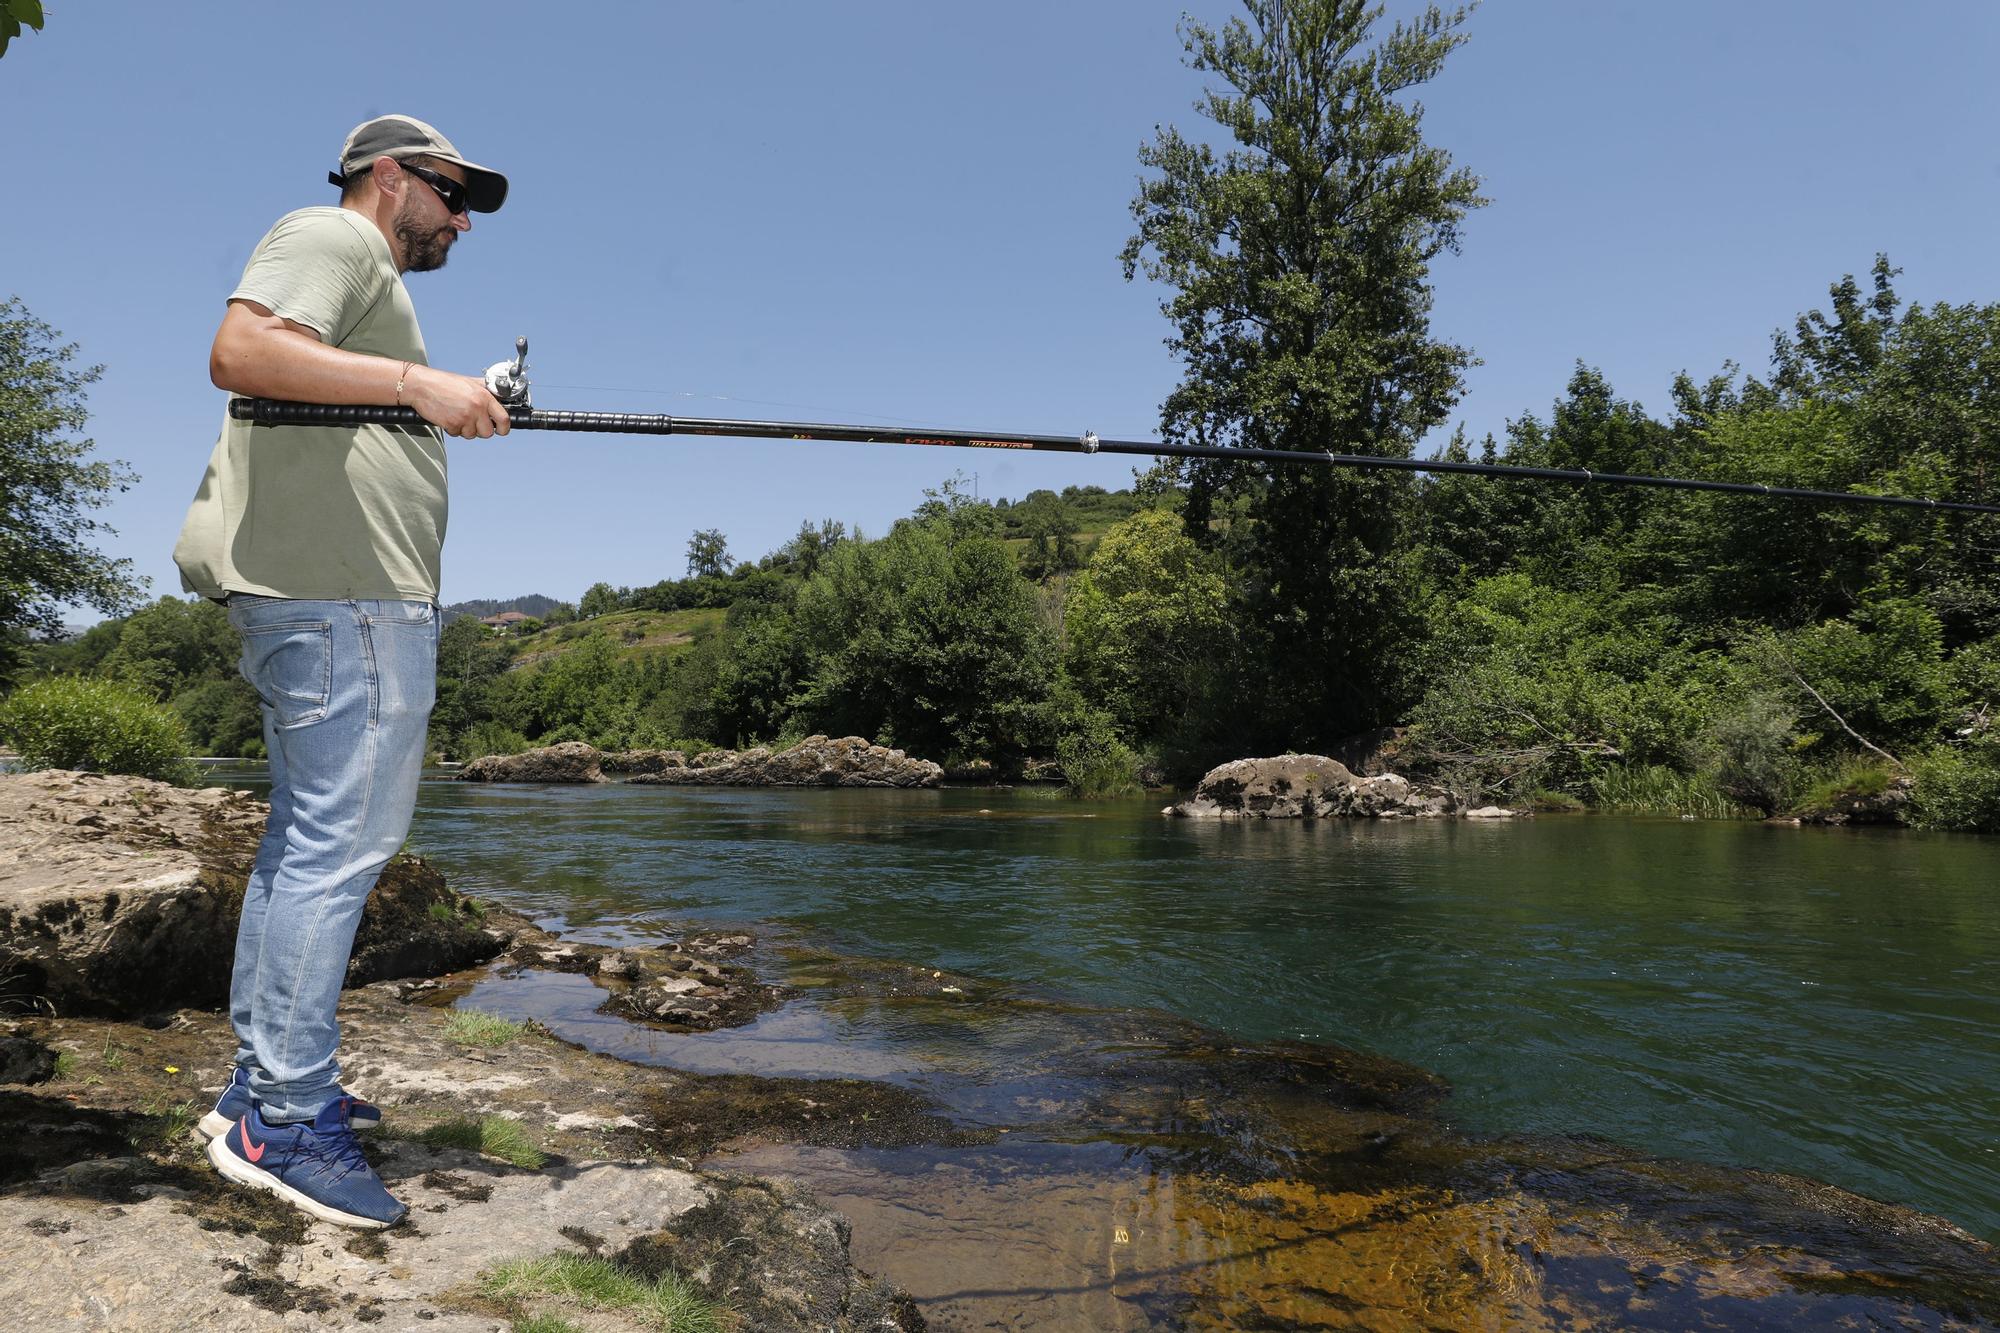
[1910,739,2000,833]
[0,675,198,784]
[458,720,532,761]
[1055,712,1140,798]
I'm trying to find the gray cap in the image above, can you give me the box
[331,114,508,213]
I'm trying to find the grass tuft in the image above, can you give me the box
[418,1115,546,1169]
[444,1009,527,1048]
[481,1252,724,1333]
[52,1050,77,1079]
[1590,764,1757,819]
[512,1315,587,1333]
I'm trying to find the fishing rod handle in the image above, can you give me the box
[226,399,685,435]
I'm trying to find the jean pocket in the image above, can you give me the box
[363,603,436,629]
[237,619,333,730]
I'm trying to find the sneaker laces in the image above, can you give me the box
[299,1100,370,1179]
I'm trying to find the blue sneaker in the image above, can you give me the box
[205,1097,407,1229]
[197,1066,381,1139]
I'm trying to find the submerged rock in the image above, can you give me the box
[0,771,503,1018]
[1165,753,1457,819]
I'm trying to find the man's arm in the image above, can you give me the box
[210,300,510,439]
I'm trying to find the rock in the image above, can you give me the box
[631,735,943,788]
[1164,754,1455,820]
[1464,806,1515,819]
[0,1033,55,1084]
[599,747,689,777]
[460,736,943,788]
[0,771,504,1019]
[458,740,606,784]
[1797,775,1915,826]
[617,1176,926,1332]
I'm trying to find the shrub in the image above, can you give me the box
[1910,739,2000,833]
[1055,712,1140,798]
[0,675,198,784]
[459,721,532,761]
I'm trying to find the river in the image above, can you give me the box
[316,776,1997,1244]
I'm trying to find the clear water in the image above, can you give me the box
[230,771,2000,1240]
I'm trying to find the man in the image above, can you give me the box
[173,115,511,1229]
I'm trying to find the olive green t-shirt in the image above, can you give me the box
[173,207,448,602]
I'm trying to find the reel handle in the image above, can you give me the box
[484,335,532,408]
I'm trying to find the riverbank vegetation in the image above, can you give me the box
[5,2,1998,829]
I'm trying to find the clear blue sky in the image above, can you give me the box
[6,1,1999,614]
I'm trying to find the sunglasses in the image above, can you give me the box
[400,161,469,216]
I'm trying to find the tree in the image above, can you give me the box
[1064,510,1229,741]
[0,298,144,683]
[0,1,45,60]
[1014,492,1083,581]
[1123,0,1484,746]
[685,529,734,579]
[578,582,620,619]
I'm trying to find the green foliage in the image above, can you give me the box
[0,298,143,684]
[0,1,45,60]
[1063,510,1229,743]
[1790,759,1898,819]
[0,675,198,784]
[685,527,733,579]
[1405,576,1712,801]
[1910,738,2000,833]
[1124,0,1483,746]
[1700,688,1805,815]
[578,581,619,619]
[1054,710,1141,798]
[1779,598,1947,755]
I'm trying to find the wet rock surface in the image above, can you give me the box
[1165,753,1459,819]
[0,985,928,1331]
[481,918,785,1034]
[0,771,502,1017]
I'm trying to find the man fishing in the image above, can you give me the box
[173,114,510,1229]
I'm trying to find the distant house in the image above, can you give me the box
[480,611,531,632]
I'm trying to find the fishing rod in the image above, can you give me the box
[227,338,2000,516]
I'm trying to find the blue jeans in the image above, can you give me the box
[227,596,437,1122]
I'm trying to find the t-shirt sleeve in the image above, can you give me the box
[229,213,383,347]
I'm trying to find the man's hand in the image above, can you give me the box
[401,364,511,439]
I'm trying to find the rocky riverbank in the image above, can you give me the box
[458,735,943,788]
[0,770,921,1331]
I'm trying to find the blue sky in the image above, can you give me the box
[6,1,2000,614]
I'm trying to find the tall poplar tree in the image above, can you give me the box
[1123,0,1483,745]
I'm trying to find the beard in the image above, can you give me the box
[393,198,455,273]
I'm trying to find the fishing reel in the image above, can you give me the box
[484,336,533,409]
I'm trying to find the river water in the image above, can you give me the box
[324,776,2000,1247]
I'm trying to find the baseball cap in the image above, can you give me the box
[328,114,508,213]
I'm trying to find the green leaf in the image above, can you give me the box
[10,0,44,30]
[0,21,14,61]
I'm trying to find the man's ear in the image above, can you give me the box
[369,156,402,197]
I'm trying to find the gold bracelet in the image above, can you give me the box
[394,361,414,405]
